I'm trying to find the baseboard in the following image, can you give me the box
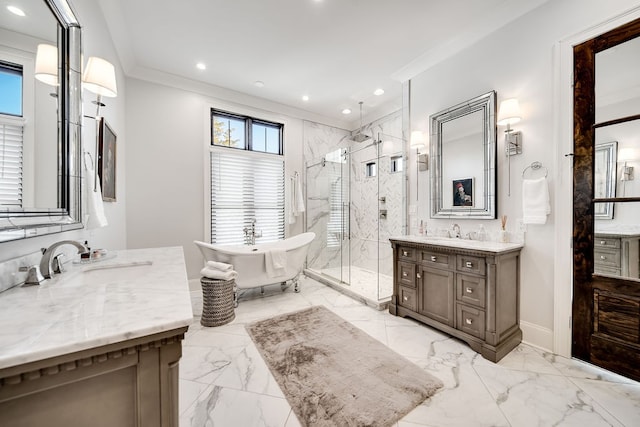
[520,320,554,352]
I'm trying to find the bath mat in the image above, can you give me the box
[246,305,443,426]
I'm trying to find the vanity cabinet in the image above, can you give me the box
[390,238,522,362]
[594,233,640,279]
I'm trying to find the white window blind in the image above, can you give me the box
[0,118,24,206]
[210,149,285,245]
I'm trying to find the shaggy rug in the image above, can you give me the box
[246,305,443,426]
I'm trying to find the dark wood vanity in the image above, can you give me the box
[389,237,523,362]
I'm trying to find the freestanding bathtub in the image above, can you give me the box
[194,232,315,302]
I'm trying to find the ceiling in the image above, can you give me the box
[52,0,551,128]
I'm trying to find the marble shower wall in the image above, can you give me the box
[303,111,405,288]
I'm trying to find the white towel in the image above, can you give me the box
[206,260,233,271]
[84,154,108,229]
[522,177,551,225]
[200,267,238,281]
[288,176,297,225]
[289,173,306,225]
[265,249,287,278]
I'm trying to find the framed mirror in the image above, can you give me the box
[0,0,82,242]
[429,91,497,219]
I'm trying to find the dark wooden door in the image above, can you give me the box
[572,18,640,381]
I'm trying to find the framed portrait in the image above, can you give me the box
[594,141,617,219]
[453,178,474,207]
[98,117,117,202]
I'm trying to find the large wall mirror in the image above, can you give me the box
[429,91,497,219]
[0,0,82,242]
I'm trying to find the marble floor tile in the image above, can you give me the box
[181,276,640,427]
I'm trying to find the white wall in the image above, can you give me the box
[408,0,640,350]
[125,78,304,280]
[0,0,127,264]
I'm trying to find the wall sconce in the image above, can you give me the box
[621,163,634,181]
[497,98,522,156]
[410,130,428,172]
[35,44,58,86]
[82,56,118,117]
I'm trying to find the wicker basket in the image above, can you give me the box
[200,277,236,327]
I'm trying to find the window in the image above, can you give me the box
[210,109,285,245]
[390,155,403,173]
[0,61,23,117]
[0,61,24,206]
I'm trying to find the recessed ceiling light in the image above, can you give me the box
[342,108,352,115]
[7,5,26,16]
[196,63,206,70]
[374,88,384,96]
[254,80,265,88]
[302,95,309,102]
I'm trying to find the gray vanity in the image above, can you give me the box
[0,247,193,426]
[389,236,523,362]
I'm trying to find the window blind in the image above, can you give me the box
[0,118,23,206]
[210,149,285,245]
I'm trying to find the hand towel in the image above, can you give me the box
[522,177,551,225]
[206,260,233,271]
[289,176,297,225]
[200,267,238,281]
[294,173,306,214]
[265,249,287,278]
[84,153,108,229]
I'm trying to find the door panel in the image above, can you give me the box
[573,17,640,381]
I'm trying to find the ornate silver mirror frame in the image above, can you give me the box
[0,0,82,242]
[429,91,497,219]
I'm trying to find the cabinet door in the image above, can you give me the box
[418,266,454,326]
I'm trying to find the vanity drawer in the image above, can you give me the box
[456,303,485,340]
[398,246,417,262]
[398,286,417,311]
[595,237,621,249]
[419,250,454,270]
[456,274,486,309]
[456,254,486,276]
[594,248,621,268]
[398,262,417,287]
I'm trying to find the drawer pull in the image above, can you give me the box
[465,318,473,325]
[465,261,473,268]
[416,273,422,279]
[600,241,606,245]
[403,296,409,301]
[403,250,409,256]
[600,255,606,260]
[465,287,473,294]
[402,271,408,277]
[430,255,437,262]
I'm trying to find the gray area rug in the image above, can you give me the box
[246,305,443,426]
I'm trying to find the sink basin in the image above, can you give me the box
[81,261,154,284]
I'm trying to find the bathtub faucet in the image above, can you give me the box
[243,219,262,245]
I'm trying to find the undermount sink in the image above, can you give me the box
[80,261,154,283]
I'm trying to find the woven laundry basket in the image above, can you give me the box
[200,277,235,327]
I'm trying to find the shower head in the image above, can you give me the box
[350,101,371,143]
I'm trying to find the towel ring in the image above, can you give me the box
[522,161,548,178]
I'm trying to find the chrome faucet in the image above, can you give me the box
[242,219,261,245]
[39,240,88,279]
[451,224,461,239]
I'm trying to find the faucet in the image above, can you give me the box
[242,219,261,245]
[39,240,88,279]
[451,224,461,239]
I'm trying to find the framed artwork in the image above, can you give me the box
[594,141,617,219]
[98,117,117,202]
[453,178,474,207]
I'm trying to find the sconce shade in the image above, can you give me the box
[497,98,522,126]
[82,57,117,97]
[34,44,58,86]
[410,130,426,148]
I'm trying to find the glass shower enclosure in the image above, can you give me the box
[305,130,406,305]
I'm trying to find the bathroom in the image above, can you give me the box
[1,0,640,425]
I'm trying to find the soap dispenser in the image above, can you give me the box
[477,224,487,242]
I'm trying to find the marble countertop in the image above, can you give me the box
[389,235,524,253]
[595,224,640,237]
[0,247,193,370]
